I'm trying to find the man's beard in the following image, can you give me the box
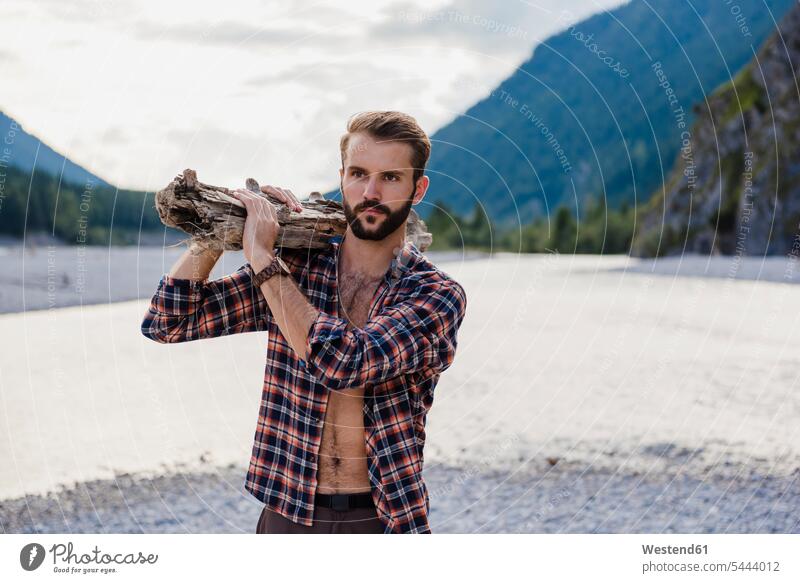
[341,183,415,241]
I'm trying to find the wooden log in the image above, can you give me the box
[154,168,432,252]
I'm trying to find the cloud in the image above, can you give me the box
[0,49,19,63]
[29,0,141,24]
[0,0,625,194]
[371,0,539,55]
[244,60,390,89]
[99,126,130,143]
[131,15,355,51]
[370,0,627,56]
[128,2,484,54]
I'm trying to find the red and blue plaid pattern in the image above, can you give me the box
[141,238,467,533]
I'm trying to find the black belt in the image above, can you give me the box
[315,491,374,512]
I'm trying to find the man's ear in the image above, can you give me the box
[413,175,430,205]
[339,166,344,180]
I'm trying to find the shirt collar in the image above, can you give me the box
[390,239,418,280]
[330,234,418,283]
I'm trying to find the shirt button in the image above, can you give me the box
[309,454,316,463]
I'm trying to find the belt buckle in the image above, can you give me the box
[330,494,349,512]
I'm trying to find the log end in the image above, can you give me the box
[245,177,261,193]
[182,168,197,189]
[407,209,432,252]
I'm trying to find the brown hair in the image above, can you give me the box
[339,111,431,183]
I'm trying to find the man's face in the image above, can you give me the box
[339,132,427,241]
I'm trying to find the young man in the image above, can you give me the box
[141,111,467,534]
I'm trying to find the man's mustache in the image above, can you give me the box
[356,201,390,215]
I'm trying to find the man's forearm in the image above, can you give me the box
[168,242,224,282]
[253,250,318,360]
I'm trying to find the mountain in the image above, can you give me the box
[0,111,165,244]
[633,3,800,257]
[322,0,795,229]
[0,110,111,188]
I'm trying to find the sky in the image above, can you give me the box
[0,0,626,197]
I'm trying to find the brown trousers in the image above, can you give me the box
[256,504,385,534]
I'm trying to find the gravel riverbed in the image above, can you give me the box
[2,461,797,534]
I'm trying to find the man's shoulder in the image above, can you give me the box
[403,251,466,305]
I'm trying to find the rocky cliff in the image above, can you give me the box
[633,4,800,257]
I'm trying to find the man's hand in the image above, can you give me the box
[261,185,304,213]
[229,188,283,270]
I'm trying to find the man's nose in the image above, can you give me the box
[362,173,382,200]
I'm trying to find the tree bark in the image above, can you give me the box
[154,169,432,252]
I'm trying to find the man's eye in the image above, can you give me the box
[385,175,398,181]
[351,170,364,177]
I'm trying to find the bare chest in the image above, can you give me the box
[337,274,383,328]
[315,272,384,493]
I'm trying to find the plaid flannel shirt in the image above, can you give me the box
[141,238,467,533]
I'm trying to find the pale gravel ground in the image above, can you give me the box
[1,240,797,315]
[1,244,799,533]
[0,239,489,314]
[2,462,797,533]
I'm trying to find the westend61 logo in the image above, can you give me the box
[19,541,158,574]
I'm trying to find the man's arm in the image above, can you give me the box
[168,241,224,281]
[251,250,467,390]
[141,243,270,343]
[250,249,317,354]
[228,186,467,390]
[142,184,302,344]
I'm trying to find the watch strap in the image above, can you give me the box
[252,255,288,287]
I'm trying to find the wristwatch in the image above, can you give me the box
[251,255,291,287]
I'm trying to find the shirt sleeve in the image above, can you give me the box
[140,262,270,343]
[302,279,467,390]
